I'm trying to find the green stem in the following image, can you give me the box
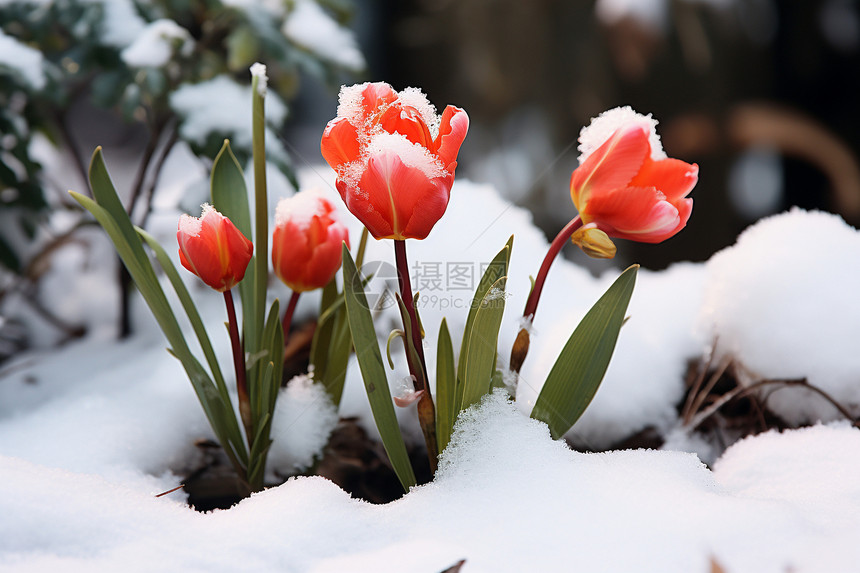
[251,71,268,367]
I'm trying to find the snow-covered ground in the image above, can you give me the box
[2,167,860,571]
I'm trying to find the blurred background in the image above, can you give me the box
[299,0,860,270]
[2,0,860,358]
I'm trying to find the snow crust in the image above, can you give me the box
[283,0,365,72]
[120,19,194,68]
[3,392,860,571]
[578,105,666,163]
[0,29,46,89]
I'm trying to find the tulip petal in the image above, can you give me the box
[360,82,398,122]
[180,234,227,289]
[630,157,699,202]
[378,104,434,148]
[583,186,683,243]
[434,105,469,170]
[220,217,253,282]
[321,117,361,171]
[351,151,450,240]
[571,126,650,208]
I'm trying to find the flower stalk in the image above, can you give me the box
[282,290,300,345]
[224,289,253,446]
[394,239,438,471]
[510,216,583,374]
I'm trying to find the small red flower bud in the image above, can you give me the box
[271,191,350,292]
[177,204,253,292]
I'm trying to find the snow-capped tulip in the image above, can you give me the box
[177,204,253,292]
[320,82,469,240]
[272,191,350,292]
[571,106,698,243]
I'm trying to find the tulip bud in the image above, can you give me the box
[177,204,253,292]
[571,225,617,259]
[272,190,350,292]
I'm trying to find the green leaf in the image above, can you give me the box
[210,140,258,378]
[456,236,513,413]
[136,227,233,412]
[260,299,284,419]
[531,265,639,439]
[73,149,250,467]
[211,140,252,238]
[435,318,456,454]
[70,189,249,469]
[320,313,352,408]
[460,276,508,411]
[309,279,340,382]
[310,274,370,408]
[341,244,416,490]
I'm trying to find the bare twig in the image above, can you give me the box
[136,126,179,229]
[687,377,859,432]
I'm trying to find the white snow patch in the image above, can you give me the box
[274,188,328,229]
[267,375,338,474]
[0,29,46,89]
[220,0,286,15]
[336,82,371,125]
[283,0,365,71]
[364,132,446,177]
[93,0,147,49]
[699,207,860,424]
[169,75,287,148]
[120,19,194,68]
[578,105,666,163]
[250,62,268,97]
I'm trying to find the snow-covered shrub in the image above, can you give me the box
[0,0,365,356]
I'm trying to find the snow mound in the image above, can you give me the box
[267,375,339,474]
[699,207,860,424]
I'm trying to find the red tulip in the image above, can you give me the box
[320,82,469,240]
[570,109,698,243]
[177,205,253,292]
[272,191,350,292]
